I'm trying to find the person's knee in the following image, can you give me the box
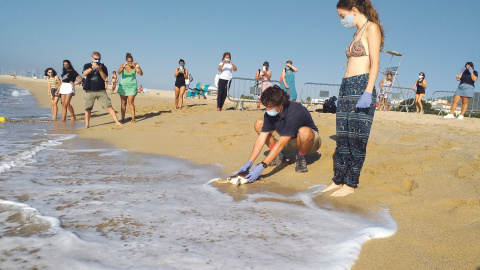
[298,127,314,143]
[254,118,264,132]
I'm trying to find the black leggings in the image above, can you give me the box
[217,79,231,109]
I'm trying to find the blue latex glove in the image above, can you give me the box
[468,67,474,74]
[355,92,373,109]
[460,67,466,73]
[239,161,253,173]
[246,164,264,183]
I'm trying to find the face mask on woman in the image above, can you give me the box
[341,15,355,29]
[286,66,291,70]
[418,75,424,79]
[64,65,70,69]
[266,108,280,117]
[47,72,53,76]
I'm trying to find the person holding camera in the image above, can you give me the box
[255,61,272,110]
[58,60,82,122]
[117,53,143,123]
[174,59,189,109]
[444,62,478,119]
[407,72,427,113]
[45,67,62,121]
[217,52,237,111]
[280,60,298,102]
[82,51,122,128]
[110,71,118,94]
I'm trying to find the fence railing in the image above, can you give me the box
[299,83,341,111]
[377,86,415,112]
[227,77,281,110]
[430,90,480,117]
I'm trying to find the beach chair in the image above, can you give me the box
[187,83,200,98]
[197,85,209,99]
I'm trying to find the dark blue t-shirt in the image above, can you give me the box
[459,70,478,87]
[261,102,318,138]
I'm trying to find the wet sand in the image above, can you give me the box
[2,75,479,269]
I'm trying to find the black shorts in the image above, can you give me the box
[175,81,186,88]
[51,88,60,98]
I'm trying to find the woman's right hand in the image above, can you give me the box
[286,85,290,89]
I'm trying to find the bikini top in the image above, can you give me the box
[346,23,369,58]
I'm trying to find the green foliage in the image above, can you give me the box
[240,94,255,100]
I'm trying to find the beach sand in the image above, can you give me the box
[2,75,479,269]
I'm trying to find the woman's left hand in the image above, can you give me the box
[468,67,474,74]
[356,92,373,108]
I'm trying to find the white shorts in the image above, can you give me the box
[59,83,75,95]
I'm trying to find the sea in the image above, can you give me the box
[0,82,397,270]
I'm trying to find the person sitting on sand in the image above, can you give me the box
[322,0,384,197]
[237,85,321,183]
[82,51,122,128]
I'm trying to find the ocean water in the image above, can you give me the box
[0,83,397,270]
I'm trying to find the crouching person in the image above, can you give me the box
[238,85,321,183]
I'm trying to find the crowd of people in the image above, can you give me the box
[43,0,477,197]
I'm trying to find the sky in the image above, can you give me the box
[1,0,479,98]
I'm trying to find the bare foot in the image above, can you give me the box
[84,125,89,129]
[331,185,355,197]
[322,182,342,193]
[115,122,123,127]
[70,118,76,123]
[59,119,66,123]
[130,119,136,123]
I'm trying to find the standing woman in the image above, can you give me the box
[117,53,143,123]
[110,71,118,94]
[407,72,427,113]
[217,52,237,111]
[45,68,62,120]
[280,60,298,102]
[322,0,384,197]
[255,61,272,110]
[58,60,82,122]
[174,59,189,109]
[377,72,393,111]
[444,62,478,119]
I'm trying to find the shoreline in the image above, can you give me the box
[1,75,479,269]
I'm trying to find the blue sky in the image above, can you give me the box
[1,0,479,97]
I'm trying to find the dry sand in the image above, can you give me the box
[2,75,479,269]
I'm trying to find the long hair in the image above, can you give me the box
[222,52,231,61]
[337,0,385,48]
[62,60,74,76]
[44,68,57,77]
[260,85,291,107]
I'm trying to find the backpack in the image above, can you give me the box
[323,96,337,114]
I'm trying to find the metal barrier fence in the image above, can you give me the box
[430,90,480,117]
[377,86,415,112]
[227,77,281,110]
[299,83,416,112]
[299,83,340,111]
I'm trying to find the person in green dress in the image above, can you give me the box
[117,52,143,123]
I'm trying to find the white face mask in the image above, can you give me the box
[419,75,424,79]
[341,15,355,29]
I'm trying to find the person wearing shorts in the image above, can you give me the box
[45,67,62,120]
[236,85,321,183]
[407,72,427,113]
[82,51,122,128]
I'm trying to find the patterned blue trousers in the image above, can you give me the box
[332,74,376,188]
